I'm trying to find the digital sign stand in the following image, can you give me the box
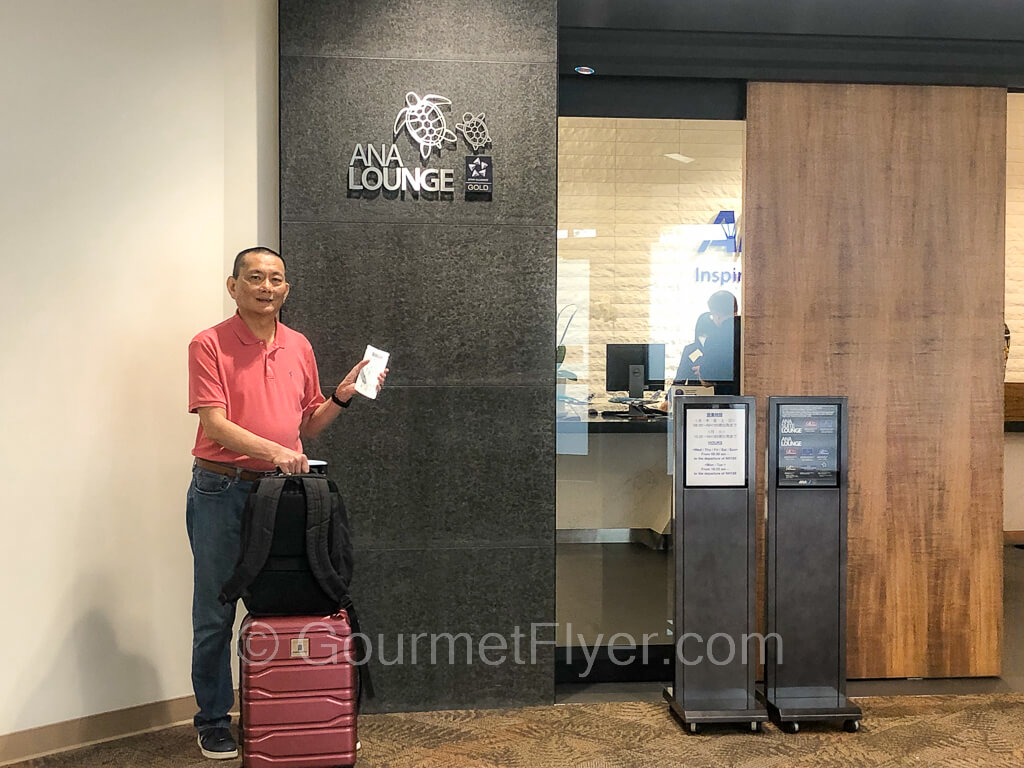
[664,395,767,734]
[760,396,862,733]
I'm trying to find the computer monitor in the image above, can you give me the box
[606,343,666,398]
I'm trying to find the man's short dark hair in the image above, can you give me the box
[708,290,737,316]
[232,247,286,278]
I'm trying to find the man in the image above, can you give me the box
[675,290,739,393]
[186,247,386,759]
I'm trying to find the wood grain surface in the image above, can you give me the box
[744,82,1005,677]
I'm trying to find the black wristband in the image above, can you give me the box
[331,392,351,408]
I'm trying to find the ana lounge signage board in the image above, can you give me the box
[776,404,840,487]
[347,91,493,201]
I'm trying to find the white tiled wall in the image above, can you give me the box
[1005,96,1023,533]
[1007,94,1024,381]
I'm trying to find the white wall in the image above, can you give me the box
[0,0,277,735]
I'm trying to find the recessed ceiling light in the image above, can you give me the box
[574,66,595,75]
[665,153,695,164]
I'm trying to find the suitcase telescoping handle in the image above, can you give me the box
[272,458,328,476]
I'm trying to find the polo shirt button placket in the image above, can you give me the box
[264,343,276,380]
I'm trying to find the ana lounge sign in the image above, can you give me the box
[347,144,456,194]
[347,91,493,199]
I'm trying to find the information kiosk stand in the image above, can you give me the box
[760,396,862,733]
[665,395,766,733]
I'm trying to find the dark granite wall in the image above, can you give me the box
[279,0,557,711]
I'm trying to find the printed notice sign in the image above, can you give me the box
[685,406,747,487]
[777,404,839,487]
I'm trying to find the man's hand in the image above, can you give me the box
[333,360,390,403]
[271,447,309,474]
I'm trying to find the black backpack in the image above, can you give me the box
[219,474,353,617]
[220,473,374,704]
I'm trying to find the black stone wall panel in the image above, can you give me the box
[281,222,555,388]
[349,545,555,712]
[303,385,554,552]
[280,0,556,62]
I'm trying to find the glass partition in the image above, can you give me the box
[555,116,746,682]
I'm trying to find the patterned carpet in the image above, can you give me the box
[15,694,1024,768]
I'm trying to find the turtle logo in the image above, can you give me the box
[393,92,458,160]
[456,112,491,152]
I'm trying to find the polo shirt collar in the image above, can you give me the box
[229,311,287,349]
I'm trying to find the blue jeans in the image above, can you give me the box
[185,465,253,732]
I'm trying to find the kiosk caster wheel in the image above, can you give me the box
[784,722,800,734]
[750,721,762,733]
[843,719,860,733]
[688,722,700,735]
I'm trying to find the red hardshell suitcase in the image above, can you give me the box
[239,612,358,768]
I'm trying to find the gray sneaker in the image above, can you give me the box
[197,726,238,760]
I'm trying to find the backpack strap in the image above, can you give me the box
[218,477,285,604]
[328,481,354,581]
[303,479,374,705]
[340,597,375,707]
[302,476,350,604]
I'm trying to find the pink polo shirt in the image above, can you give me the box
[188,313,326,470]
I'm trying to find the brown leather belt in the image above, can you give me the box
[194,458,275,482]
